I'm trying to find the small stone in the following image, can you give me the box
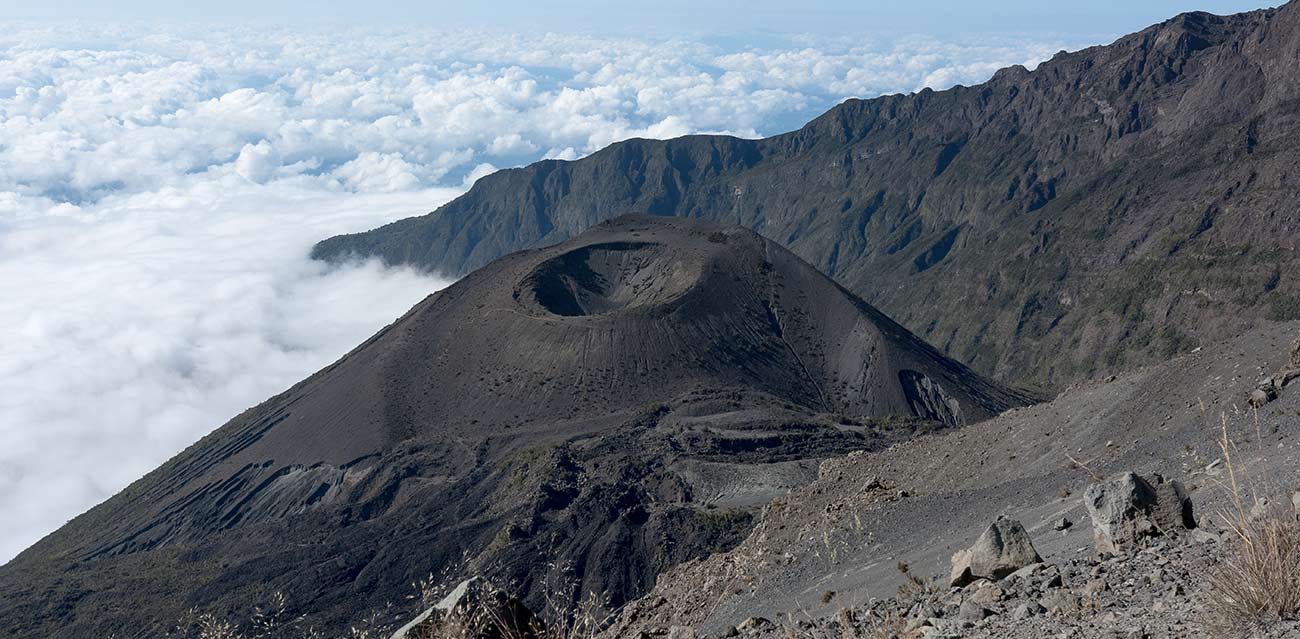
[1251,498,1272,520]
[921,625,960,639]
[1011,562,1049,580]
[668,626,697,639]
[735,617,773,633]
[1041,569,1064,589]
[1280,368,1300,388]
[1013,601,1046,620]
[1084,578,1109,595]
[971,582,1005,605]
[1250,388,1275,407]
[1042,591,1082,615]
[957,601,989,623]
[1054,517,1073,531]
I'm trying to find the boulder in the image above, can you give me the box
[390,577,543,639]
[950,517,1043,587]
[1083,472,1196,554]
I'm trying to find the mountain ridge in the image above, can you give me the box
[313,3,1300,391]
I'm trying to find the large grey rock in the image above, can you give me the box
[1083,472,1196,554]
[390,577,542,639]
[950,517,1044,587]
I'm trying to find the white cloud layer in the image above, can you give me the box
[0,22,1085,563]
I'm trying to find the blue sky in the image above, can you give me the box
[2,1,1283,36]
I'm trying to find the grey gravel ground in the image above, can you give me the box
[604,321,1300,638]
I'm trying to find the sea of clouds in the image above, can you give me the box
[0,21,1083,562]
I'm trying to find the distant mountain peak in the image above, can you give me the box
[312,2,1300,391]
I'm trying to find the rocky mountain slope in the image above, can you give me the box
[314,3,1300,391]
[602,320,1300,638]
[0,216,1026,638]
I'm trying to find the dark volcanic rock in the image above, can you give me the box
[0,215,1025,638]
[313,4,1300,391]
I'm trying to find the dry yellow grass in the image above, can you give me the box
[1204,413,1300,635]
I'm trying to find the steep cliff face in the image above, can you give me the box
[0,216,1026,638]
[314,5,1300,390]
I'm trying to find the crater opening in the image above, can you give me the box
[523,242,696,317]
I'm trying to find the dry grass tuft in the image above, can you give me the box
[893,561,936,602]
[1207,516,1300,631]
[861,609,907,639]
[1204,414,1300,635]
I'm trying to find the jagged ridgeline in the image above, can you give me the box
[314,4,1300,391]
[0,215,1027,637]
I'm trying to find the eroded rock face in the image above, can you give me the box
[1083,472,1195,554]
[949,517,1043,587]
[391,577,542,639]
[899,370,966,428]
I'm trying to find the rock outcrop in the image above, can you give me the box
[1083,473,1196,554]
[1250,339,1300,406]
[950,517,1044,587]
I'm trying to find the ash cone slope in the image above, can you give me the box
[0,215,1026,638]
